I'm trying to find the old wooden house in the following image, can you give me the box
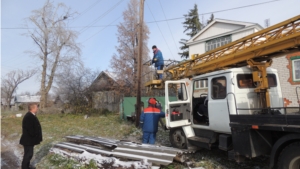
[90,71,131,112]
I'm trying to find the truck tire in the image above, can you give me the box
[277,142,300,169]
[169,128,187,149]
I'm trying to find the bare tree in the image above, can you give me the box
[25,0,82,109]
[1,70,36,109]
[110,0,151,96]
[54,68,99,113]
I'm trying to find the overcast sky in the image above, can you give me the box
[1,0,299,95]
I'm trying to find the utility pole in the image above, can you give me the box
[135,0,144,127]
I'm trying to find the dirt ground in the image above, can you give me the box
[126,127,269,169]
[1,133,23,169]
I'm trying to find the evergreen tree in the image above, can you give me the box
[178,4,202,59]
[207,13,214,25]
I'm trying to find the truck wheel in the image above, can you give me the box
[277,142,300,169]
[169,128,187,149]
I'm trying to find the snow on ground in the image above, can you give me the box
[1,134,23,169]
[50,147,151,169]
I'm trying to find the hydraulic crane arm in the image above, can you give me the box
[166,14,300,79]
[145,15,300,109]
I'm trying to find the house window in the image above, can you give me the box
[194,80,208,89]
[292,58,300,82]
[286,52,300,85]
[205,35,232,52]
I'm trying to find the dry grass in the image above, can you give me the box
[1,110,136,168]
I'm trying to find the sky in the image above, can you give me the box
[1,0,300,95]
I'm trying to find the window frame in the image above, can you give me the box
[169,83,188,102]
[194,79,208,89]
[211,76,227,100]
[205,35,232,52]
[292,58,300,82]
[236,73,278,89]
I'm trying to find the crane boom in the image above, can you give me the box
[145,15,300,109]
[145,15,300,89]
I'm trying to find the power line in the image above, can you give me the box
[1,25,117,30]
[72,0,103,21]
[81,15,122,43]
[146,0,281,23]
[158,0,179,53]
[2,0,106,65]
[1,0,111,63]
[79,0,124,33]
[145,1,175,59]
[2,0,281,30]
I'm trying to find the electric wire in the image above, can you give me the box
[78,0,124,33]
[146,0,281,23]
[1,0,102,67]
[1,0,281,30]
[81,15,122,43]
[158,0,179,53]
[145,1,175,60]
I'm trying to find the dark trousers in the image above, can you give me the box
[22,145,34,169]
[156,65,164,79]
[142,132,156,144]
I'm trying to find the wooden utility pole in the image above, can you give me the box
[135,0,144,127]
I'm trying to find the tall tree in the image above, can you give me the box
[207,13,214,25]
[25,0,82,109]
[110,0,150,95]
[179,4,202,59]
[1,70,36,110]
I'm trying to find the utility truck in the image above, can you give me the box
[145,15,300,169]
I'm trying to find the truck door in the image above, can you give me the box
[165,81,191,128]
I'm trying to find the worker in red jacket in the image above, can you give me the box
[140,98,165,144]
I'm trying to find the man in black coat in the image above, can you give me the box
[20,103,43,169]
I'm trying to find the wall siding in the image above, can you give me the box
[231,29,254,41]
[189,42,205,57]
[92,91,120,112]
[272,56,300,107]
[194,22,244,41]
[189,29,255,57]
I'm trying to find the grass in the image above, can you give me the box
[1,109,269,169]
[47,154,98,169]
[1,110,136,168]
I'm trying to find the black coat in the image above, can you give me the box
[20,112,43,146]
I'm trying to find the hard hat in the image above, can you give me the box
[148,98,157,105]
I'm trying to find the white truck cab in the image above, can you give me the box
[165,66,284,149]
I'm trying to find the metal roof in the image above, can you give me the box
[52,135,191,167]
[14,95,41,103]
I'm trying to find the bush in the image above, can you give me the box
[18,105,25,111]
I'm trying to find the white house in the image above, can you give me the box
[186,18,264,58]
[14,95,41,110]
[186,18,300,107]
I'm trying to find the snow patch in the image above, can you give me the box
[50,148,151,169]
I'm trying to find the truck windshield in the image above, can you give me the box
[237,74,277,88]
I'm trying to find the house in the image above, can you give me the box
[187,18,263,58]
[90,71,131,112]
[1,98,15,109]
[186,18,264,95]
[186,18,300,107]
[271,52,300,107]
[13,95,41,110]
